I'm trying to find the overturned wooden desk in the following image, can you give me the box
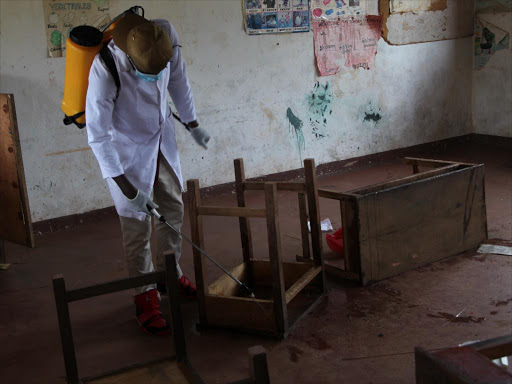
[53,253,270,384]
[188,159,325,339]
[307,158,488,285]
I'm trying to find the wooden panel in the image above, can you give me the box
[0,94,34,247]
[265,183,287,335]
[197,206,267,218]
[415,346,512,384]
[298,193,310,260]
[471,334,512,360]
[351,164,460,195]
[358,165,487,284]
[86,359,191,384]
[67,272,165,302]
[342,197,361,274]
[244,181,306,192]
[404,157,460,168]
[285,266,322,304]
[304,159,323,266]
[234,159,254,265]
[204,295,275,332]
[208,262,248,296]
[251,260,313,289]
[248,346,270,384]
[187,179,207,324]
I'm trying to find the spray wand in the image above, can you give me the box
[148,206,256,299]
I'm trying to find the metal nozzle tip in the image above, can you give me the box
[250,293,255,299]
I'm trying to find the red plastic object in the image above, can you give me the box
[326,227,344,254]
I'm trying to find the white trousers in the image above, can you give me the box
[119,155,184,294]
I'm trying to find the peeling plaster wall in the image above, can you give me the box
[0,0,473,222]
[473,12,512,137]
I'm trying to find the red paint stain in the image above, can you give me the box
[8,147,14,153]
[286,345,304,363]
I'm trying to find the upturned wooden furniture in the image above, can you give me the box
[188,159,325,339]
[415,334,512,383]
[304,157,488,285]
[53,252,270,384]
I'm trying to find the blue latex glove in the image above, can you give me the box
[190,127,210,149]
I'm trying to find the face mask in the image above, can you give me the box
[128,56,164,82]
[135,69,163,82]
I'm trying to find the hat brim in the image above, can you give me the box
[112,13,150,54]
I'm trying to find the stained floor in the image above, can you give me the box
[1,139,511,383]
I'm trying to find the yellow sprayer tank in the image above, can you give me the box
[61,26,103,128]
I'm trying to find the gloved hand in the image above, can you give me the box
[127,190,159,215]
[190,127,210,149]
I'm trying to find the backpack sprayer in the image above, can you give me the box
[148,206,256,299]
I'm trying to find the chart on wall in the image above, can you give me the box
[313,16,382,76]
[243,0,311,34]
[42,0,111,58]
[311,0,368,20]
[474,17,510,70]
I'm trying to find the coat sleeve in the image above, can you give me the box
[85,56,124,179]
[154,19,197,124]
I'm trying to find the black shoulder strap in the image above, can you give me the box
[99,44,120,99]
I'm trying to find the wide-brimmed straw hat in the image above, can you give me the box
[113,13,173,75]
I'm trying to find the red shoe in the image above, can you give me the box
[134,289,169,336]
[178,275,197,299]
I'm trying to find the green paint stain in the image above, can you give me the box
[286,107,305,164]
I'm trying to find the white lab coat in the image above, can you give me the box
[86,19,196,221]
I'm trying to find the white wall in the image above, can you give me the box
[0,0,473,222]
[473,12,512,137]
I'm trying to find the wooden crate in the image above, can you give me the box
[315,158,488,285]
[189,159,325,339]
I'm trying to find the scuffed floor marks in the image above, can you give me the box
[306,81,333,139]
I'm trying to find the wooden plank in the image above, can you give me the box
[248,346,270,384]
[416,346,512,384]
[244,181,306,192]
[471,334,512,360]
[265,183,288,335]
[208,262,247,296]
[404,157,460,168]
[304,159,324,271]
[52,275,79,384]
[298,193,310,260]
[0,94,35,247]
[197,206,267,218]
[351,164,460,195]
[204,295,275,332]
[250,260,313,289]
[85,359,191,384]
[164,252,187,363]
[359,165,487,284]
[187,179,207,324]
[341,198,361,274]
[324,263,360,281]
[66,272,165,302]
[234,159,254,265]
[285,266,322,304]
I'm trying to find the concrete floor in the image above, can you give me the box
[1,140,511,383]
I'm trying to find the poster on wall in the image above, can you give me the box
[474,17,510,70]
[244,0,310,34]
[42,0,111,58]
[476,0,512,14]
[313,16,382,76]
[389,0,447,13]
[311,0,368,20]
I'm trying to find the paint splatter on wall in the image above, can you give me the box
[306,82,333,139]
[286,107,306,162]
[362,101,382,123]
